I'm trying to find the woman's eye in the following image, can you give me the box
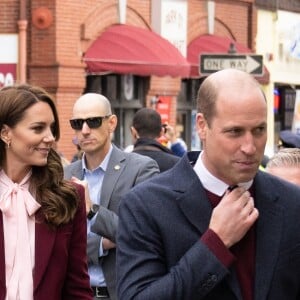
[32,126,44,132]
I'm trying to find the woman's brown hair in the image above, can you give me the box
[0,84,79,227]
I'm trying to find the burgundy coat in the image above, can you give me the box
[0,183,93,300]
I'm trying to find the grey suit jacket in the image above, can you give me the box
[117,151,300,300]
[64,144,159,300]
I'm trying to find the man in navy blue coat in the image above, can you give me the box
[131,107,180,172]
[116,69,300,299]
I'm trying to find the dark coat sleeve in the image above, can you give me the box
[116,187,230,300]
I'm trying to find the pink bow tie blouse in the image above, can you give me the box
[0,170,41,300]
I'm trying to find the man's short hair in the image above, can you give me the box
[196,70,265,127]
[266,148,300,169]
[132,108,162,139]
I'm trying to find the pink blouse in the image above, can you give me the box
[0,170,41,300]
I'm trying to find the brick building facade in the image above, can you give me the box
[0,0,260,160]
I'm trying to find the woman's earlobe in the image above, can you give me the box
[1,125,10,144]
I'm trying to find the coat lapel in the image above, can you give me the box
[33,210,56,291]
[253,172,283,300]
[177,178,212,234]
[174,153,243,299]
[100,146,125,208]
[70,161,84,179]
[170,153,211,234]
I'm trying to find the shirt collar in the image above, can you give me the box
[82,145,113,172]
[194,152,253,196]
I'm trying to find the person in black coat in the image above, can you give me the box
[131,108,180,172]
[117,69,300,300]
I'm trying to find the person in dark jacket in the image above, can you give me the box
[131,108,180,172]
[117,69,300,300]
[279,130,300,148]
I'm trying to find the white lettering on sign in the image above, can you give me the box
[165,9,184,30]
[204,59,224,70]
[0,73,14,87]
[203,56,261,73]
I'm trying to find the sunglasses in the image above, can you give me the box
[69,116,111,130]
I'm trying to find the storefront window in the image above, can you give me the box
[84,74,149,148]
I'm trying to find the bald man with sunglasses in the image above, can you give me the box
[64,93,159,300]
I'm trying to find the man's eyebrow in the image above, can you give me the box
[222,125,243,131]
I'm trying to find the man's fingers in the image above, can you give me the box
[222,187,247,203]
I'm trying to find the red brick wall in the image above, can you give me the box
[0,0,257,160]
[0,0,19,32]
[188,0,255,45]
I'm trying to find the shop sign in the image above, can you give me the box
[0,34,18,87]
[152,0,188,56]
[0,64,16,87]
[156,96,171,124]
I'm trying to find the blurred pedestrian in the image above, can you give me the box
[266,148,300,186]
[131,107,180,172]
[117,69,300,299]
[0,84,92,299]
[163,123,187,157]
[64,93,159,300]
[279,130,300,148]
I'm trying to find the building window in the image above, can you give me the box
[84,74,149,148]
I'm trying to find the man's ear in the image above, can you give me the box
[196,113,208,140]
[130,126,139,139]
[108,114,118,133]
[158,126,165,138]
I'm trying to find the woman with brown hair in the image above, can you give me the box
[0,84,92,299]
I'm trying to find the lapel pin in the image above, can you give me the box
[114,164,121,170]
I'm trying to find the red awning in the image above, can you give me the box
[83,24,191,78]
[187,34,270,84]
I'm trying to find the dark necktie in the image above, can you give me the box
[206,185,238,208]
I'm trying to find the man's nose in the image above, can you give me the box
[81,121,91,133]
[240,133,256,154]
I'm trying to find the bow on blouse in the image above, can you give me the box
[0,170,41,300]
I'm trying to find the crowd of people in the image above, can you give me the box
[1,69,300,299]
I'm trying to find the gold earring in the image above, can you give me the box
[6,141,10,148]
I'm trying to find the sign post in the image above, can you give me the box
[200,54,263,76]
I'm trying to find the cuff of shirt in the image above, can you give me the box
[200,229,235,267]
[99,237,109,257]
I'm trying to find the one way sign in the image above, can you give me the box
[200,54,263,76]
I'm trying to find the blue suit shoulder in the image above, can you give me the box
[125,151,199,195]
[256,170,300,208]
